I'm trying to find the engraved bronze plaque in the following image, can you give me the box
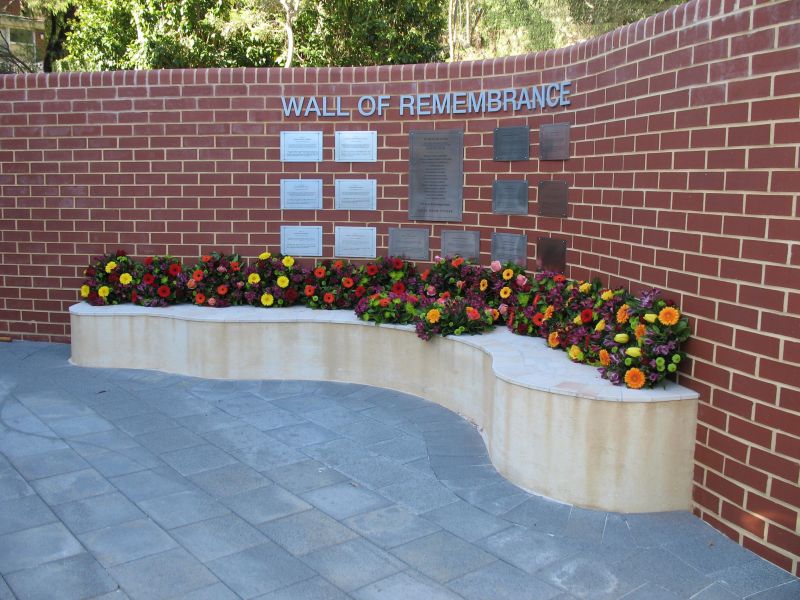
[539,122,571,160]
[388,227,429,261]
[493,126,530,161]
[441,230,480,261]
[408,129,464,222]
[537,180,569,218]
[491,233,527,267]
[492,180,528,215]
[537,237,567,273]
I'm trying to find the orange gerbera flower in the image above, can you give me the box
[314,266,326,278]
[201,255,212,262]
[624,368,646,389]
[599,349,611,366]
[192,269,204,281]
[543,305,554,321]
[420,269,430,281]
[379,298,391,308]
[451,257,464,267]
[658,306,680,326]
[635,323,647,340]
[553,274,565,283]
[195,293,206,305]
[616,304,630,324]
[547,332,560,348]
[323,292,335,304]
[304,285,315,297]
[216,285,228,296]
[342,277,354,288]
[426,308,441,324]
[333,260,343,270]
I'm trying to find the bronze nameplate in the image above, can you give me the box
[492,180,529,215]
[408,129,464,222]
[537,180,569,218]
[493,126,530,161]
[537,237,567,273]
[539,123,571,160]
[491,233,527,267]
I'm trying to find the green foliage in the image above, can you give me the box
[566,0,684,37]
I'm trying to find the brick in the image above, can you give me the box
[766,526,800,559]
[746,493,798,531]
[734,330,780,359]
[720,501,766,537]
[771,479,800,509]
[755,404,800,436]
[752,48,800,75]
[742,537,794,573]
[731,374,777,405]
[707,471,745,505]
[750,447,799,481]
[723,457,769,491]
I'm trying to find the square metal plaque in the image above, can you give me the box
[493,126,530,161]
[280,131,323,162]
[388,228,429,261]
[537,180,569,218]
[492,180,529,215]
[334,179,377,211]
[280,179,323,210]
[537,237,567,273]
[281,226,323,256]
[539,123,571,160]
[408,129,464,222]
[441,230,480,261]
[335,131,377,162]
[335,226,377,258]
[491,233,528,267]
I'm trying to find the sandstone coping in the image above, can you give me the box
[70,303,699,513]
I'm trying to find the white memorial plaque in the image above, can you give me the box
[335,226,377,258]
[281,179,323,210]
[280,226,323,256]
[335,131,377,162]
[334,179,377,211]
[280,131,323,162]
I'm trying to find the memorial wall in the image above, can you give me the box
[1,0,799,575]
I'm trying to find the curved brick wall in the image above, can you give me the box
[1,0,798,573]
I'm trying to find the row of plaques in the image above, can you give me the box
[280,131,378,162]
[493,123,571,161]
[280,226,566,271]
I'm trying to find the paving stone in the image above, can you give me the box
[301,482,392,520]
[109,548,218,600]
[535,550,645,600]
[92,399,155,420]
[206,541,316,598]
[688,582,740,600]
[53,492,145,534]
[204,426,305,471]
[134,427,205,455]
[379,472,460,514]
[111,467,192,502]
[352,571,463,600]
[0,429,68,460]
[367,435,428,463]
[255,576,351,600]
[333,420,404,446]
[304,405,367,429]
[479,526,586,574]
[160,444,238,476]
[711,557,796,597]
[188,463,271,498]
[82,447,161,478]
[260,509,358,556]
[222,484,311,525]
[623,511,714,548]
[301,539,404,592]
[167,582,239,600]
[241,406,306,431]
[302,438,370,466]
[11,448,90,480]
[0,469,34,501]
[344,505,441,549]
[215,393,274,417]
[739,579,800,600]
[0,522,83,574]
[78,518,178,567]
[389,531,497,584]
[31,468,115,506]
[68,430,139,454]
[87,591,131,600]
[270,393,338,414]
[115,414,179,437]
[620,583,684,599]
[563,507,607,544]
[264,459,347,494]
[265,422,340,448]
[663,529,759,573]
[423,501,511,542]
[138,490,230,529]
[0,495,57,535]
[47,415,115,438]
[455,480,530,515]
[501,494,572,534]
[448,560,563,600]
[5,553,118,600]
[178,410,243,433]
[170,514,268,563]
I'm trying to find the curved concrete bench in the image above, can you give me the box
[70,303,699,513]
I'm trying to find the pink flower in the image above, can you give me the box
[456,280,465,290]
[490,260,502,272]
[498,303,508,316]
[516,274,528,287]
[217,266,227,273]
[426,285,436,296]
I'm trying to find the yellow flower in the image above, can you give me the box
[643,313,657,323]
[601,290,613,301]
[658,307,680,326]
[282,256,295,268]
[624,368,646,389]
[427,308,441,324]
[259,251,271,260]
[276,276,289,288]
[599,349,611,366]
[105,261,117,273]
[568,345,584,362]
[499,286,512,299]
[614,333,629,344]
[260,293,274,307]
[248,273,261,285]
[479,279,488,291]
[98,286,110,298]
[80,285,90,298]
[579,282,591,293]
[119,273,132,285]
[625,347,641,358]
[573,314,582,325]
[502,268,514,281]
[595,319,606,332]
[547,332,560,348]
[616,304,630,324]
[543,305,554,321]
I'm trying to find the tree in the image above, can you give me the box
[566,0,683,38]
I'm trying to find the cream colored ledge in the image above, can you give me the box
[70,303,699,513]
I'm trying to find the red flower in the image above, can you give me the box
[342,277,354,289]
[195,293,206,305]
[202,255,212,263]
[305,285,315,297]
[420,269,429,281]
[285,288,298,302]
[143,257,153,266]
[391,281,406,294]
[354,285,366,297]
[314,266,326,279]
[216,285,228,296]
[143,273,155,285]
[532,312,544,327]
[580,308,594,323]
[517,322,528,335]
[554,274,566,283]
[333,260,343,270]
[533,293,541,306]
[192,270,204,281]
[88,291,99,303]
[168,263,182,277]
[379,298,391,307]
[366,264,379,276]
[391,258,403,270]
[108,273,119,284]
[157,285,171,298]
[323,292,335,304]
[231,261,241,272]
[407,294,418,304]
[85,267,96,277]
[131,290,138,303]
[451,257,464,267]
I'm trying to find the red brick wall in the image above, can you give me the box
[2,0,798,573]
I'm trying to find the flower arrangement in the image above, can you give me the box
[135,255,188,307]
[78,249,691,389]
[242,252,304,308]
[80,250,139,306]
[189,252,245,308]
[304,259,362,309]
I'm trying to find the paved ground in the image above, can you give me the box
[0,341,797,600]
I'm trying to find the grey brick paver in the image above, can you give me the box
[5,553,118,600]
